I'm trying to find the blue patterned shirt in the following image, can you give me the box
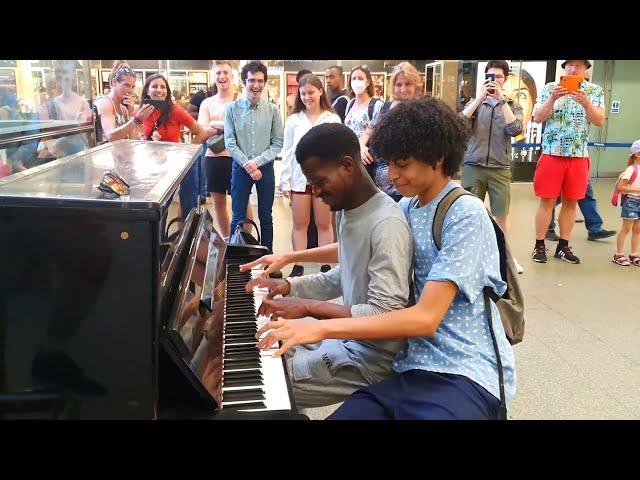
[223,96,284,167]
[396,181,517,405]
[539,80,604,157]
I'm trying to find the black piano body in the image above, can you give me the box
[0,140,302,419]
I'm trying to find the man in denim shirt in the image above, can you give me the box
[256,98,516,419]
[224,61,283,252]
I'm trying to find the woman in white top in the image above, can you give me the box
[280,74,341,277]
[198,60,253,238]
[344,65,383,140]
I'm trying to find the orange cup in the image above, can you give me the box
[560,75,583,93]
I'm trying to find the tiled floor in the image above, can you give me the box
[204,177,640,419]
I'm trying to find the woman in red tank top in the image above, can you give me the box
[139,74,206,144]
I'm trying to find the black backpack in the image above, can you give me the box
[427,187,525,419]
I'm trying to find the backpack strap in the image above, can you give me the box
[331,94,348,108]
[432,187,474,251]
[367,97,381,120]
[380,101,393,116]
[344,98,356,118]
[483,286,508,420]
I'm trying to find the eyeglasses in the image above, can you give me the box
[351,65,370,73]
[114,65,136,79]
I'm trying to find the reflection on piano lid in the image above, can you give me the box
[160,209,295,415]
[159,208,200,327]
[200,228,226,312]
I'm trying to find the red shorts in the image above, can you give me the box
[533,153,590,200]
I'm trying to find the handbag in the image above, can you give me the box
[228,218,261,246]
[205,133,226,154]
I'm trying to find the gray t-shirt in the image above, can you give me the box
[288,191,413,379]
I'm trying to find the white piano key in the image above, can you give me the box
[221,265,291,412]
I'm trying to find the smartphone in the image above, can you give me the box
[559,75,582,94]
[144,98,166,109]
[485,73,496,94]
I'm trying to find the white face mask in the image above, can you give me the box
[351,79,367,95]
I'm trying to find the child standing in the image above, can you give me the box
[612,140,640,266]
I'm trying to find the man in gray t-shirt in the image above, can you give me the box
[243,123,413,408]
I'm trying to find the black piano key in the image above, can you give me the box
[225,337,259,345]
[222,401,267,411]
[224,370,262,380]
[224,347,259,355]
[224,343,259,351]
[224,329,257,336]
[224,350,259,357]
[224,334,258,341]
[225,324,257,331]
[223,359,261,368]
[224,352,259,359]
[222,377,263,388]
[225,324,258,335]
[222,389,265,402]
[225,309,256,315]
[225,319,257,325]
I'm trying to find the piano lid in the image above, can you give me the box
[0,140,201,209]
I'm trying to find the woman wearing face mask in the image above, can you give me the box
[360,62,423,201]
[344,66,383,179]
[279,74,341,277]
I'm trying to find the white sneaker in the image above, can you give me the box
[513,257,524,274]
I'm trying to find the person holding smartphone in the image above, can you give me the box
[460,60,524,273]
[531,60,605,265]
[139,73,207,218]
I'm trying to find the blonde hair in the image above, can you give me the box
[109,60,130,83]
[389,62,422,100]
[628,153,640,167]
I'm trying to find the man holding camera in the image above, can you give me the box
[460,60,524,273]
[531,60,605,264]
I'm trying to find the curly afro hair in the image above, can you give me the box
[369,97,471,177]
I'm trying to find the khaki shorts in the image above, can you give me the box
[460,164,511,217]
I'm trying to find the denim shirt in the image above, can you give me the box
[223,96,284,167]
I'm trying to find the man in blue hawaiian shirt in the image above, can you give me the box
[532,60,605,264]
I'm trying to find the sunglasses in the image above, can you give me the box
[98,171,130,197]
[114,65,136,79]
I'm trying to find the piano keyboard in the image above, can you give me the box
[221,263,292,412]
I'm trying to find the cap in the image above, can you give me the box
[630,140,640,155]
[561,60,592,69]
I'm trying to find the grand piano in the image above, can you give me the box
[0,140,302,419]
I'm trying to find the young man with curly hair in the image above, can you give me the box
[256,97,517,420]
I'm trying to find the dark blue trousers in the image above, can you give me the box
[328,370,500,420]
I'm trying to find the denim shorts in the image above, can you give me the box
[621,196,640,220]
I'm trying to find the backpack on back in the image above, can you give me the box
[611,164,639,207]
[431,187,525,345]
